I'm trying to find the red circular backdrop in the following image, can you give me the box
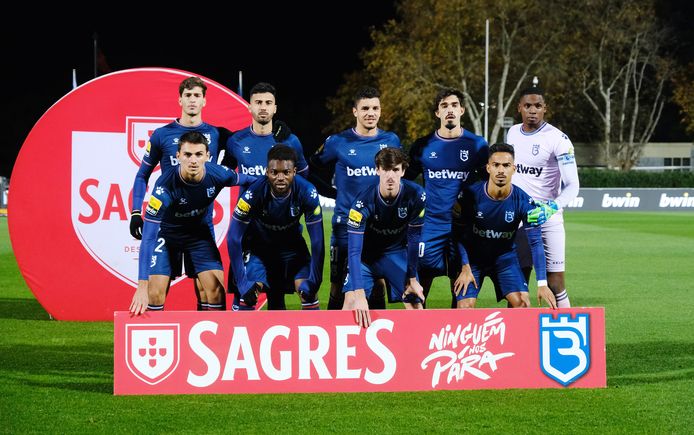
[9,68,251,320]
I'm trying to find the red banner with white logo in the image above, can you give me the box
[114,308,606,395]
[9,68,252,320]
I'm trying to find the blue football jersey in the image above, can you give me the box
[134,120,230,212]
[312,128,401,225]
[226,127,308,178]
[232,175,322,249]
[457,181,538,263]
[409,130,488,224]
[347,179,425,260]
[143,162,239,233]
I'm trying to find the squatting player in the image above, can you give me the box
[508,86,580,308]
[228,145,324,311]
[453,143,557,309]
[310,86,401,310]
[342,148,426,328]
[129,132,256,314]
[406,88,488,307]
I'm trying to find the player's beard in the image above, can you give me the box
[445,121,457,130]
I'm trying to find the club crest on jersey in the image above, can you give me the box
[398,207,408,218]
[206,187,215,198]
[505,210,514,223]
[540,313,591,386]
[290,206,301,217]
[126,324,179,385]
[532,144,540,156]
[460,150,469,161]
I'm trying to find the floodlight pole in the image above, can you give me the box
[484,19,489,142]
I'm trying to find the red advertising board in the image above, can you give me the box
[9,68,252,320]
[114,308,606,395]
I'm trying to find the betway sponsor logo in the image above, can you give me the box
[659,193,694,208]
[186,320,396,387]
[174,208,206,218]
[241,165,266,176]
[515,164,543,177]
[472,224,514,239]
[346,166,377,177]
[259,221,296,232]
[427,169,469,180]
[369,223,406,236]
[601,193,640,208]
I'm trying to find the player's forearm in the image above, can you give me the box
[235,173,257,187]
[347,231,365,291]
[525,226,548,282]
[456,241,470,267]
[306,220,325,287]
[555,160,580,209]
[132,164,154,211]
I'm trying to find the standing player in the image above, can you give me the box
[228,145,324,311]
[129,76,231,310]
[508,86,580,308]
[223,82,306,296]
[129,132,256,314]
[342,148,426,328]
[453,143,557,309]
[310,86,401,310]
[406,88,488,307]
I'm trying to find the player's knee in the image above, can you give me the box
[457,298,476,309]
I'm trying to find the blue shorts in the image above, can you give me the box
[330,223,349,284]
[245,247,310,294]
[343,249,411,302]
[457,250,528,302]
[150,228,222,278]
[418,224,460,279]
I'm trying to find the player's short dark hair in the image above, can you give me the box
[375,147,409,171]
[249,82,277,99]
[178,131,209,151]
[267,144,297,166]
[353,86,380,107]
[434,88,465,111]
[520,86,545,99]
[489,143,515,159]
[179,77,207,97]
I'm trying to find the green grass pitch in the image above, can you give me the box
[1,212,692,433]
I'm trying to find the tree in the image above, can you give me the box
[326,0,569,145]
[672,62,694,136]
[574,0,673,170]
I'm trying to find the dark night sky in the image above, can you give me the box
[2,4,397,177]
[3,1,692,178]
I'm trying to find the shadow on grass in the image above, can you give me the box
[0,342,113,394]
[608,341,694,386]
[0,297,50,320]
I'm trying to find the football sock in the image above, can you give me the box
[147,304,164,311]
[555,290,571,308]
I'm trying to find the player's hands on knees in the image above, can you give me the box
[403,278,425,309]
[453,264,476,297]
[345,290,371,328]
[129,280,149,315]
[129,211,143,240]
[537,285,557,309]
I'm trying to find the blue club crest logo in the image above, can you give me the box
[532,144,540,156]
[539,313,590,386]
[398,207,408,218]
[460,150,469,161]
[504,210,514,223]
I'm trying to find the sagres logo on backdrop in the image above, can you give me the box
[71,118,231,287]
[126,324,180,385]
[420,311,514,388]
[539,313,590,386]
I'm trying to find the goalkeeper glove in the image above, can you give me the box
[527,202,557,226]
[272,120,292,142]
[130,210,143,239]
